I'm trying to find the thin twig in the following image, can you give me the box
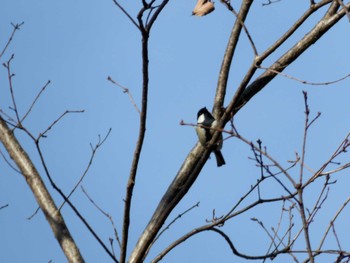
[320,162,350,175]
[21,80,51,123]
[220,0,258,56]
[306,176,331,227]
[145,202,200,256]
[259,66,350,86]
[155,201,200,242]
[59,129,112,210]
[264,201,286,258]
[331,223,342,251]
[81,185,122,248]
[298,91,314,262]
[0,204,9,210]
[318,195,350,249]
[3,54,21,124]
[256,0,333,64]
[107,76,140,114]
[0,148,21,174]
[152,225,291,263]
[300,91,310,185]
[0,22,24,60]
[0,109,16,125]
[248,138,297,193]
[111,0,140,29]
[251,217,279,251]
[36,110,85,140]
[34,140,119,263]
[307,132,350,184]
[27,207,41,220]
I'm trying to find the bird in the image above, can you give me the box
[196,107,225,167]
[192,0,215,16]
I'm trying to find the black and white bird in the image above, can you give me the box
[196,107,226,167]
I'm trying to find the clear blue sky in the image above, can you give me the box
[1,0,350,262]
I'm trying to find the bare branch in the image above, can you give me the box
[145,0,169,32]
[299,91,310,185]
[21,80,51,123]
[307,132,350,184]
[59,129,112,210]
[34,139,118,263]
[213,0,254,118]
[0,116,84,262]
[37,110,85,140]
[219,0,258,56]
[259,66,350,86]
[251,217,280,251]
[121,2,170,262]
[265,201,288,256]
[320,162,350,175]
[0,203,9,210]
[111,0,140,29]
[0,147,21,174]
[257,0,333,64]
[3,54,20,124]
[318,195,350,250]
[0,109,16,125]
[81,185,122,249]
[145,202,200,256]
[331,223,342,251]
[108,76,140,114]
[0,22,24,60]
[297,91,315,262]
[306,176,331,227]
[152,225,291,263]
[227,1,345,121]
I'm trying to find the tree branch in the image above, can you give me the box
[111,0,140,29]
[120,2,170,262]
[0,22,24,60]
[0,116,84,263]
[225,1,346,119]
[213,0,254,117]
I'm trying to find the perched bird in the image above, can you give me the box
[192,0,215,16]
[196,107,225,167]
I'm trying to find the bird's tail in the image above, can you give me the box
[214,150,225,167]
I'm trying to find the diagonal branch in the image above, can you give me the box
[0,22,24,60]
[128,1,349,262]
[0,116,84,263]
[224,1,347,121]
[59,129,112,210]
[35,139,118,263]
[258,0,333,63]
[111,0,140,29]
[108,76,140,114]
[213,0,254,117]
[21,80,51,123]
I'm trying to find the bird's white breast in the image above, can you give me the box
[197,113,205,124]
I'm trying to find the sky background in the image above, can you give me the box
[1,0,350,262]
